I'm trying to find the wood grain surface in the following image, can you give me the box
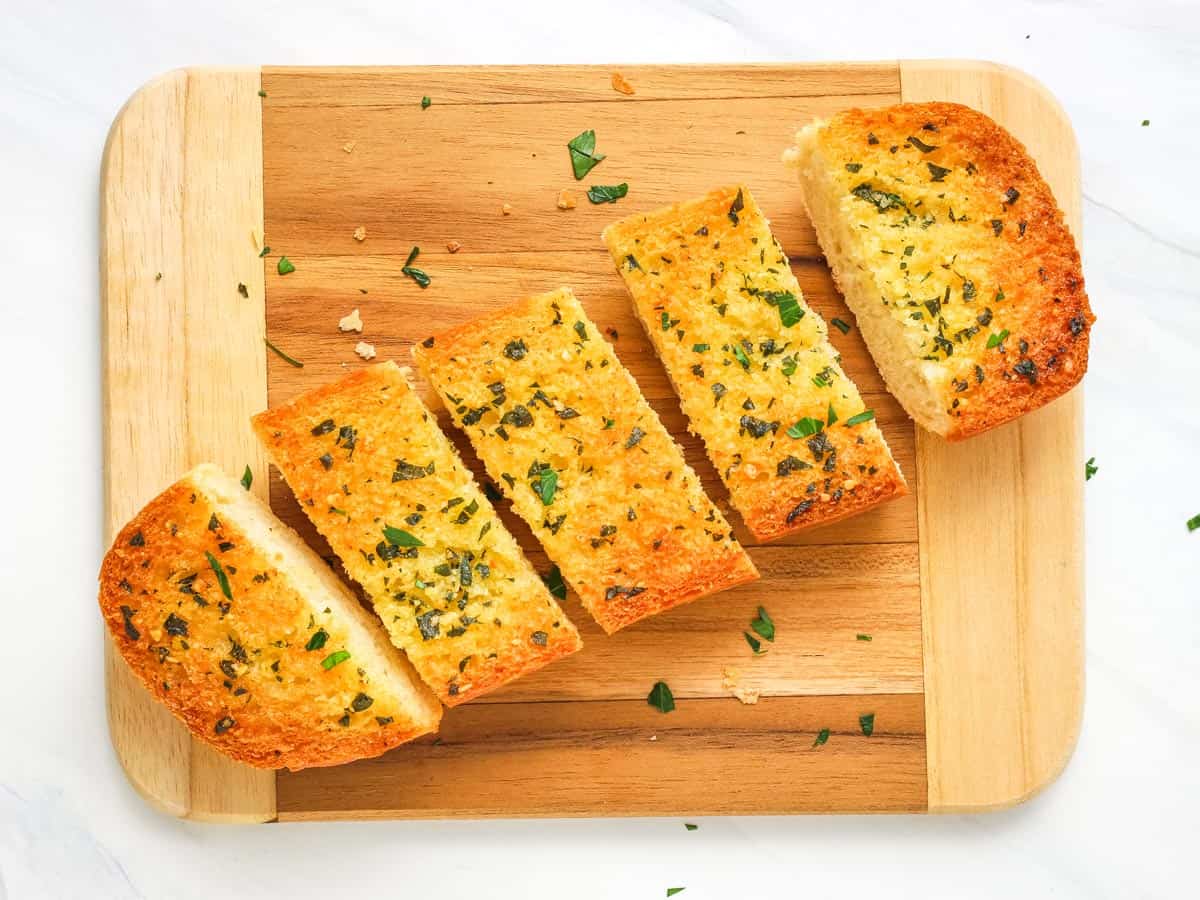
[100,60,1082,820]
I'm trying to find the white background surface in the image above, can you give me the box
[2,1,1199,897]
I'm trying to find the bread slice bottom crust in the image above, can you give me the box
[99,464,442,770]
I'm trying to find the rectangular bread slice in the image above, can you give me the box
[603,185,907,542]
[783,101,1094,440]
[98,463,442,771]
[252,362,580,705]
[413,287,759,634]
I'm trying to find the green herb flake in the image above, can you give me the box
[1085,457,1098,481]
[258,246,270,258]
[787,417,824,439]
[844,409,875,427]
[692,343,709,352]
[306,629,329,651]
[744,631,765,654]
[264,337,303,367]
[567,129,606,180]
[587,183,628,204]
[667,890,686,898]
[421,95,431,109]
[277,256,295,275]
[986,329,1010,349]
[647,681,675,713]
[771,291,803,327]
[534,467,558,506]
[732,344,751,370]
[205,551,233,600]
[382,525,424,548]
[1187,513,1200,533]
[684,823,698,831]
[830,317,851,335]
[321,649,351,670]
[542,564,567,600]
[749,606,775,643]
[856,633,872,642]
[603,418,616,429]
[812,728,830,748]
[258,89,267,98]
[859,712,875,736]
[1141,119,1150,126]
[240,465,253,490]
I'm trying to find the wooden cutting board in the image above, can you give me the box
[100,60,1083,821]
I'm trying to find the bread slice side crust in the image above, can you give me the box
[785,102,1094,440]
[414,288,760,634]
[252,362,580,704]
[99,464,442,771]
[603,185,907,542]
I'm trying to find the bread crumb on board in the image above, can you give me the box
[446,240,462,254]
[501,203,514,216]
[354,341,376,360]
[556,190,577,210]
[610,71,635,95]
[721,666,760,705]
[338,308,363,332]
[353,226,366,242]
[343,141,356,153]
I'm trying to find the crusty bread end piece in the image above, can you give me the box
[784,102,1094,440]
[99,464,442,770]
[252,362,581,704]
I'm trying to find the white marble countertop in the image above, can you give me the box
[2,0,1198,897]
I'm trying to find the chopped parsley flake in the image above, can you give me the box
[830,318,851,335]
[205,552,232,600]
[1085,457,1098,481]
[321,650,351,670]
[986,329,1010,349]
[567,129,605,180]
[381,525,424,547]
[421,95,431,109]
[264,338,304,367]
[812,728,830,748]
[1187,514,1200,533]
[744,631,765,654]
[859,713,875,736]
[749,606,774,642]
[844,410,875,427]
[787,417,823,439]
[587,183,628,204]
[240,465,253,490]
[533,467,558,505]
[542,564,567,600]
[856,633,872,642]
[306,629,329,651]
[277,256,295,275]
[647,681,675,713]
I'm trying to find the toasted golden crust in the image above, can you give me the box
[603,186,907,541]
[414,288,760,633]
[785,102,1094,440]
[98,465,442,770]
[252,362,580,704]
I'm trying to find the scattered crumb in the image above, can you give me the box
[338,308,363,332]
[355,341,376,360]
[237,282,249,298]
[353,226,367,242]
[502,203,514,216]
[154,272,163,282]
[250,229,263,251]
[610,71,635,95]
[721,666,760,705]
[556,189,577,210]
[343,141,356,153]
[605,326,619,340]
[446,240,462,254]
[649,734,657,742]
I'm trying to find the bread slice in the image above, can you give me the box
[252,362,580,704]
[783,102,1094,440]
[413,287,760,634]
[98,464,442,770]
[602,186,907,542]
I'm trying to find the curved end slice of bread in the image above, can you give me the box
[99,463,442,770]
[784,102,1094,440]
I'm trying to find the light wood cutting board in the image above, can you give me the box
[100,60,1084,821]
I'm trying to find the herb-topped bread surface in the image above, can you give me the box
[252,362,581,704]
[783,101,1094,439]
[414,287,760,634]
[603,185,907,541]
[98,463,442,770]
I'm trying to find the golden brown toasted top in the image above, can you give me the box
[602,186,906,541]
[252,362,580,704]
[98,464,441,770]
[790,102,1093,439]
[414,288,759,633]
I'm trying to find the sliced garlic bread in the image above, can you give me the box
[603,186,907,542]
[413,288,759,634]
[784,102,1094,439]
[252,362,581,705]
[98,463,442,770]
